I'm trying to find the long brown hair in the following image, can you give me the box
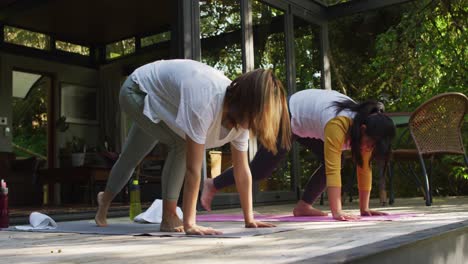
[223,69,291,154]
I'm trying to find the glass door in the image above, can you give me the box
[199,0,244,207]
[251,0,297,203]
[12,70,53,165]
[292,16,323,201]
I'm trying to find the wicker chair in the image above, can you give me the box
[389,92,468,206]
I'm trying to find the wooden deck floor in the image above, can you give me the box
[1,196,468,263]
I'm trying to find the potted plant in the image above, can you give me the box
[67,136,86,167]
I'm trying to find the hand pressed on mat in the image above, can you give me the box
[185,224,223,235]
[245,220,276,228]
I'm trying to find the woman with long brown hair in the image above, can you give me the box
[95,59,290,235]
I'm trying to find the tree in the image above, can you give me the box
[328,0,468,196]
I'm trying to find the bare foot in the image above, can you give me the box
[200,178,217,212]
[95,192,111,227]
[160,213,184,232]
[293,200,328,217]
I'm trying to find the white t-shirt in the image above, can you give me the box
[130,59,249,151]
[289,89,355,140]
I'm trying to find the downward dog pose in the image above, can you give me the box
[202,89,395,221]
[95,59,291,234]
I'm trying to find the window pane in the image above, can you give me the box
[252,1,286,82]
[141,32,171,47]
[293,17,323,192]
[106,38,136,60]
[56,40,90,56]
[199,0,242,193]
[252,1,291,192]
[294,17,321,90]
[4,25,50,50]
[199,0,242,80]
[12,71,49,158]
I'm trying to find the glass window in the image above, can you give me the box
[106,38,136,60]
[294,17,321,91]
[293,17,323,192]
[252,1,286,81]
[141,32,171,47]
[4,25,50,50]
[12,71,49,158]
[199,0,242,80]
[56,40,90,56]
[252,1,291,192]
[199,0,242,193]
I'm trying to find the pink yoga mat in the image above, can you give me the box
[196,213,420,222]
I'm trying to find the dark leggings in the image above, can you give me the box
[213,135,334,204]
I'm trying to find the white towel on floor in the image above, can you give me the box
[134,199,183,223]
[15,212,58,230]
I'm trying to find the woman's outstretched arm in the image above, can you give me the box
[183,137,222,235]
[231,144,276,228]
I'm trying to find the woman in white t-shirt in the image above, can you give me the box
[95,59,291,235]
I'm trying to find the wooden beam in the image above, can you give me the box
[241,0,254,73]
[287,0,328,22]
[320,23,331,90]
[326,0,416,20]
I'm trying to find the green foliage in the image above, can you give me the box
[200,0,241,38]
[329,0,468,197]
[56,40,90,56]
[106,38,136,59]
[13,128,47,158]
[294,20,321,90]
[200,0,242,79]
[12,79,48,158]
[453,167,468,181]
[366,0,467,111]
[4,25,50,50]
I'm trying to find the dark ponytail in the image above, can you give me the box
[331,99,394,167]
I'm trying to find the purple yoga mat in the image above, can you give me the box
[196,213,420,222]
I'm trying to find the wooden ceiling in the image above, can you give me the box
[0,0,414,46]
[0,0,176,45]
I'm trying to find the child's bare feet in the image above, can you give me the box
[293,200,328,216]
[95,192,111,227]
[200,178,217,212]
[160,213,184,232]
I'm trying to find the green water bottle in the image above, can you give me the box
[129,179,142,220]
